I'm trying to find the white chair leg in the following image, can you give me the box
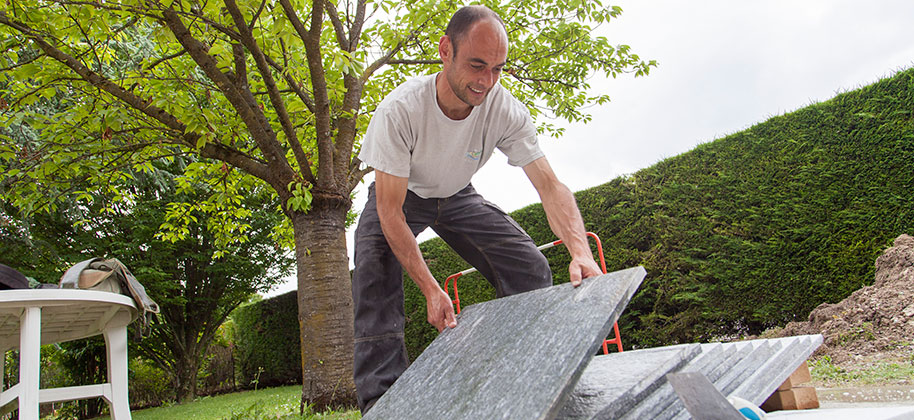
[103,327,131,420]
[1,346,6,391]
[19,307,41,420]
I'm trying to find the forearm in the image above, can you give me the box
[539,182,592,260]
[378,212,440,295]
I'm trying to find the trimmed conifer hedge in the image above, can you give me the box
[404,67,914,358]
[232,291,301,387]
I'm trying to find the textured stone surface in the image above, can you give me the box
[556,344,700,420]
[619,344,735,420]
[666,372,744,420]
[670,337,822,420]
[718,340,778,395]
[732,335,823,405]
[589,344,700,420]
[666,339,778,420]
[363,267,646,420]
[595,335,823,420]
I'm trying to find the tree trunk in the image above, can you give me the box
[292,194,357,410]
[174,350,199,403]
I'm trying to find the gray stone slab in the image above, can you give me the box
[666,372,744,420]
[684,343,726,374]
[719,340,779,395]
[726,336,805,406]
[732,335,823,405]
[661,341,766,420]
[596,335,823,420]
[669,335,822,420]
[705,341,752,383]
[363,267,646,420]
[620,344,739,420]
[557,343,701,420]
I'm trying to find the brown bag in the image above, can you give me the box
[60,258,160,331]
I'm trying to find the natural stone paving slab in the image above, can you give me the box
[706,342,750,383]
[719,340,778,395]
[660,341,773,420]
[606,335,822,420]
[669,336,819,420]
[683,343,725,377]
[666,372,744,420]
[732,335,823,405]
[557,344,701,420]
[620,344,738,420]
[363,266,646,420]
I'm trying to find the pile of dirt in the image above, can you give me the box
[777,234,914,365]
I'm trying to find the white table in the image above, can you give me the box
[0,290,137,420]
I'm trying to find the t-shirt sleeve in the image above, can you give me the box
[497,98,544,167]
[357,103,412,178]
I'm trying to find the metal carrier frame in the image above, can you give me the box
[444,232,624,354]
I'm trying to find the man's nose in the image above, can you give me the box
[479,70,497,89]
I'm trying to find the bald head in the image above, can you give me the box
[445,5,506,56]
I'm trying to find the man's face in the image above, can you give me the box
[440,19,508,108]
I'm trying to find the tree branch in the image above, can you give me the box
[248,0,267,30]
[348,157,372,193]
[360,7,446,82]
[144,49,188,72]
[0,47,44,72]
[348,0,367,52]
[0,13,275,183]
[324,1,349,50]
[224,0,316,186]
[159,7,296,188]
[331,0,369,190]
[279,0,334,189]
[388,59,442,65]
[510,72,577,90]
[263,54,316,113]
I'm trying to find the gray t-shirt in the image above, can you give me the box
[358,73,544,198]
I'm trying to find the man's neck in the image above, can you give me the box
[435,73,473,120]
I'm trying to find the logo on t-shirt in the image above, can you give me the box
[466,149,482,161]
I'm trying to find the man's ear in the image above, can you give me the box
[439,35,451,63]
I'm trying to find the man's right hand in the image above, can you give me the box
[426,286,458,332]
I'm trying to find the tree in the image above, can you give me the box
[0,0,654,408]
[0,159,294,404]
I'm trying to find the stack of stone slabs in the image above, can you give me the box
[362,266,646,420]
[557,334,823,420]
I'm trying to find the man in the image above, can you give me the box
[351,5,602,413]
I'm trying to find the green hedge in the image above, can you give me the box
[233,291,301,388]
[404,67,914,358]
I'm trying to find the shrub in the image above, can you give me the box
[232,291,301,388]
[128,357,173,409]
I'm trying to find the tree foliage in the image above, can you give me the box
[0,157,294,404]
[0,0,653,223]
[1,0,654,407]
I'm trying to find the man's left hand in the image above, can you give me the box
[569,257,602,287]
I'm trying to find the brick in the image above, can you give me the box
[761,386,820,411]
[776,361,812,391]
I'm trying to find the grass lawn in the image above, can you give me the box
[91,386,360,420]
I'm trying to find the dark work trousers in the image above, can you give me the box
[351,182,553,413]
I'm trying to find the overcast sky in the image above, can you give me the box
[265,0,914,297]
